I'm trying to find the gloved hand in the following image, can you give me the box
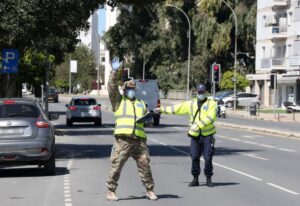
[153,108,161,114]
[111,57,122,71]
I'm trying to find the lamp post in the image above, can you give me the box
[197,0,238,111]
[165,4,191,100]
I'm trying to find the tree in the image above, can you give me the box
[219,70,249,91]
[54,45,96,92]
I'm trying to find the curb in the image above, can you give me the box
[215,122,300,139]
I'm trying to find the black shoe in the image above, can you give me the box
[189,177,199,187]
[206,177,213,187]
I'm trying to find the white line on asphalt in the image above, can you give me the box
[219,135,296,153]
[172,126,186,131]
[267,183,299,195]
[240,153,269,161]
[242,135,256,139]
[148,138,263,181]
[64,159,74,206]
[148,137,299,195]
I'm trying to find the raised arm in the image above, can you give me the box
[108,70,122,112]
[160,100,192,115]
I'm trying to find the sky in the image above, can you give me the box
[98,9,106,36]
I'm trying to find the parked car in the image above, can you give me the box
[134,79,161,126]
[0,98,59,175]
[66,97,102,126]
[222,92,260,108]
[215,90,234,101]
[48,88,59,103]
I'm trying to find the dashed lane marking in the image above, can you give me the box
[267,183,299,195]
[64,159,74,206]
[148,138,298,196]
[218,135,297,153]
[240,153,269,161]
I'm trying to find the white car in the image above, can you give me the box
[223,92,260,108]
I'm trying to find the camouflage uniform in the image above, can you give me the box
[106,70,155,192]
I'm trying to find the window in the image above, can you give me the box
[0,104,40,118]
[262,15,267,27]
[74,99,96,106]
[101,57,105,62]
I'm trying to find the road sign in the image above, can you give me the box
[70,60,77,73]
[1,49,19,74]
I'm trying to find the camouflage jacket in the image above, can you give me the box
[108,70,122,112]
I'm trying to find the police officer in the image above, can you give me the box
[154,84,217,187]
[106,59,157,201]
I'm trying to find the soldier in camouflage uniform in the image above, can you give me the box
[106,68,157,201]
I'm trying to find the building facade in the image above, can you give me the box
[78,11,100,67]
[247,0,300,107]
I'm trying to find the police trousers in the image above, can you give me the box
[190,134,214,178]
[106,136,154,192]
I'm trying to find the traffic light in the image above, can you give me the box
[122,69,129,82]
[212,64,221,84]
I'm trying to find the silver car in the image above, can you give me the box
[0,98,58,175]
[66,97,102,126]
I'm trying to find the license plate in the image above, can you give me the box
[0,128,24,135]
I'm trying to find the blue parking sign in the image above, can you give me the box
[1,49,19,74]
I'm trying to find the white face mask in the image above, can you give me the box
[126,89,136,99]
[197,94,205,100]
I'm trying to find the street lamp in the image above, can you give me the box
[165,4,191,100]
[197,0,238,111]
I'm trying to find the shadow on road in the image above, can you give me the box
[56,143,262,160]
[119,194,181,201]
[0,167,69,178]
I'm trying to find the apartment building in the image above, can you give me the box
[247,0,300,107]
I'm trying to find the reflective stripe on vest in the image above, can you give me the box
[114,97,147,138]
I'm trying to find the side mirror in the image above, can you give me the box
[65,104,69,107]
[49,112,59,121]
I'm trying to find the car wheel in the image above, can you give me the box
[226,101,233,108]
[94,118,102,126]
[66,118,73,126]
[44,152,56,175]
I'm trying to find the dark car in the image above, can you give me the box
[0,98,59,175]
[48,88,59,103]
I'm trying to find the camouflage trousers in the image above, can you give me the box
[106,137,155,192]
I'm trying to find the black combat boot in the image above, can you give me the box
[188,176,199,187]
[206,177,213,187]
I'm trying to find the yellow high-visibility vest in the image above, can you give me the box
[161,98,217,137]
[114,97,147,139]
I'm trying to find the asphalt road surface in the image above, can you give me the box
[0,101,299,206]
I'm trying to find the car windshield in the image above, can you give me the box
[0,104,41,118]
[49,89,56,94]
[74,99,96,106]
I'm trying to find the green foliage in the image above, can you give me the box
[103,0,256,94]
[54,45,96,91]
[220,71,249,91]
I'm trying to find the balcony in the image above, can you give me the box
[289,56,300,67]
[272,24,288,39]
[273,0,289,7]
[261,58,287,68]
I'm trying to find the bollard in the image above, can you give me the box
[277,112,280,121]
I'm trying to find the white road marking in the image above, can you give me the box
[64,159,74,206]
[148,138,299,195]
[172,126,186,131]
[240,153,269,161]
[242,135,256,139]
[267,183,299,195]
[219,135,296,153]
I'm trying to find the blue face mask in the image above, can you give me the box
[126,89,136,99]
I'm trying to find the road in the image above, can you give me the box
[0,100,300,206]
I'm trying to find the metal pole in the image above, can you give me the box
[97,67,100,95]
[45,54,50,117]
[69,54,72,94]
[197,0,238,109]
[143,55,145,80]
[166,4,191,100]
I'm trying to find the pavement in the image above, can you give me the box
[57,93,300,139]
